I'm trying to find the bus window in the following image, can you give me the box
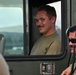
[0,0,24,56]
[0,0,67,59]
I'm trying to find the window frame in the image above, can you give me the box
[5,0,67,61]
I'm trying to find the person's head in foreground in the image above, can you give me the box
[66,25,76,54]
[61,25,76,75]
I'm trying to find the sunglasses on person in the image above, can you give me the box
[69,38,76,43]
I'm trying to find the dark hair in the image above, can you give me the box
[66,25,76,36]
[37,5,57,19]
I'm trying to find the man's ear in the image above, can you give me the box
[75,31,76,38]
[51,16,56,23]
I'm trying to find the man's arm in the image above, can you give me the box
[61,65,71,75]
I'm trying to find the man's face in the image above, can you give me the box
[68,32,76,54]
[35,10,55,36]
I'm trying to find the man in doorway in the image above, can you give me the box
[30,5,61,55]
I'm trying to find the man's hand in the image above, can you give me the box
[61,65,71,75]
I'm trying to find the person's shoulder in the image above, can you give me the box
[0,53,3,59]
[53,34,61,43]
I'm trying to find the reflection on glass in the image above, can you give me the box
[30,1,61,55]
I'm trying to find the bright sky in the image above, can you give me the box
[0,7,23,28]
[47,1,61,29]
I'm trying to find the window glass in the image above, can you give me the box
[0,0,24,56]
